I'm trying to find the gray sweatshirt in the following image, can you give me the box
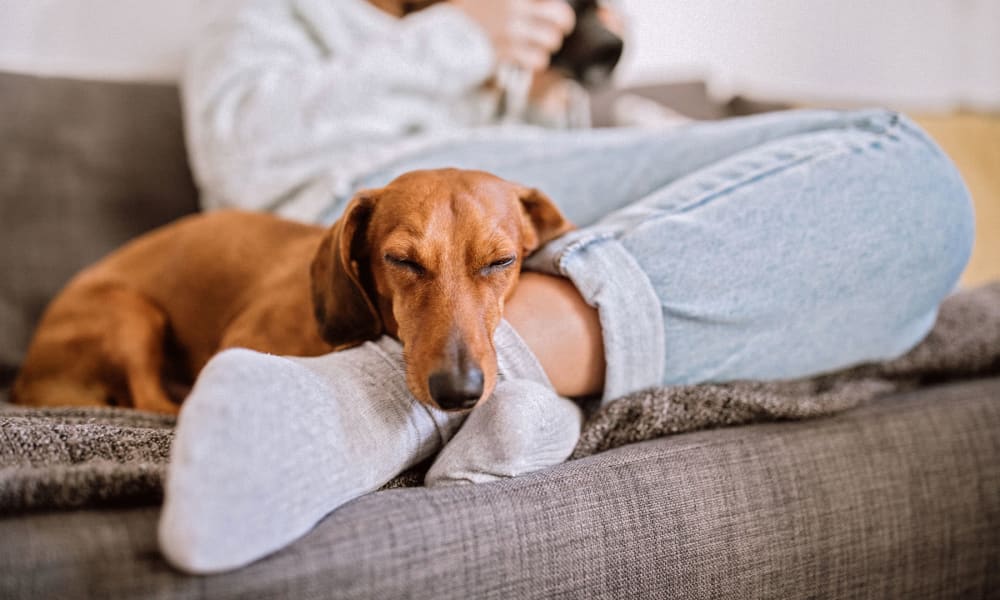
[183,0,586,222]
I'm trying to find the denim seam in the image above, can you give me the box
[671,154,819,218]
[662,132,876,221]
[686,113,915,219]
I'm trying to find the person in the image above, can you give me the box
[160,0,975,573]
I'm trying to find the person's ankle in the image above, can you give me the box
[504,272,605,397]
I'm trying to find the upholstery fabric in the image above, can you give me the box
[0,406,175,511]
[1,377,998,599]
[0,72,199,374]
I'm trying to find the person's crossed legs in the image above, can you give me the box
[368,109,971,396]
[160,110,974,573]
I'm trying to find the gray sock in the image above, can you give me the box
[426,324,582,486]
[159,322,582,574]
[425,379,582,486]
[159,339,463,574]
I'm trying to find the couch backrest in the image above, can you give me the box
[0,71,200,384]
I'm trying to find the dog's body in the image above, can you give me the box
[13,212,332,413]
[13,169,570,414]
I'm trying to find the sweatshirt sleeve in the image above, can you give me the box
[183,0,495,215]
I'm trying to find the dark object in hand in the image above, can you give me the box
[551,0,624,86]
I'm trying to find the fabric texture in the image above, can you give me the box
[1,375,998,599]
[0,71,199,375]
[3,281,999,516]
[0,407,174,512]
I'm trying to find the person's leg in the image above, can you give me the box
[348,109,907,227]
[512,109,974,400]
[504,271,606,396]
[162,110,973,572]
[159,325,579,573]
[159,339,458,573]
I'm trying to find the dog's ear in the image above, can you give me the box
[517,186,573,254]
[311,191,383,349]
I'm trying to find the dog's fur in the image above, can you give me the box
[12,169,571,414]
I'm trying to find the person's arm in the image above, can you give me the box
[183,1,495,215]
[521,1,627,128]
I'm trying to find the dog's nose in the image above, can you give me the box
[428,368,484,411]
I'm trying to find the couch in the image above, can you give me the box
[1,70,998,599]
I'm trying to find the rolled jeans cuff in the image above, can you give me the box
[525,231,665,402]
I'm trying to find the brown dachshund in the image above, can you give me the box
[12,169,572,414]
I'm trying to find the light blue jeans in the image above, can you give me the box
[352,109,974,401]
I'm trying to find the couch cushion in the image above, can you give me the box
[1,376,997,599]
[0,71,199,380]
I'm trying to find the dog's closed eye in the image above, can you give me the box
[479,256,517,276]
[385,254,426,276]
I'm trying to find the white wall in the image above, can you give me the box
[1,0,997,111]
[614,0,1000,111]
[0,0,231,81]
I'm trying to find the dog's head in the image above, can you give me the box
[311,168,572,411]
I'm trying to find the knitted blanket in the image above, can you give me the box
[3,282,999,512]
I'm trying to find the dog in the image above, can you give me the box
[12,169,572,414]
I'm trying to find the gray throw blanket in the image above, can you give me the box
[3,282,999,513]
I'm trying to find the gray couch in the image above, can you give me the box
[1,71,998,599]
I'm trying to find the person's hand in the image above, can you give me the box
[596,2,625,38]
[528,68,571,109]
[451,0,576,72]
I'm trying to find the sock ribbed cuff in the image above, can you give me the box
[493,320,553,390]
